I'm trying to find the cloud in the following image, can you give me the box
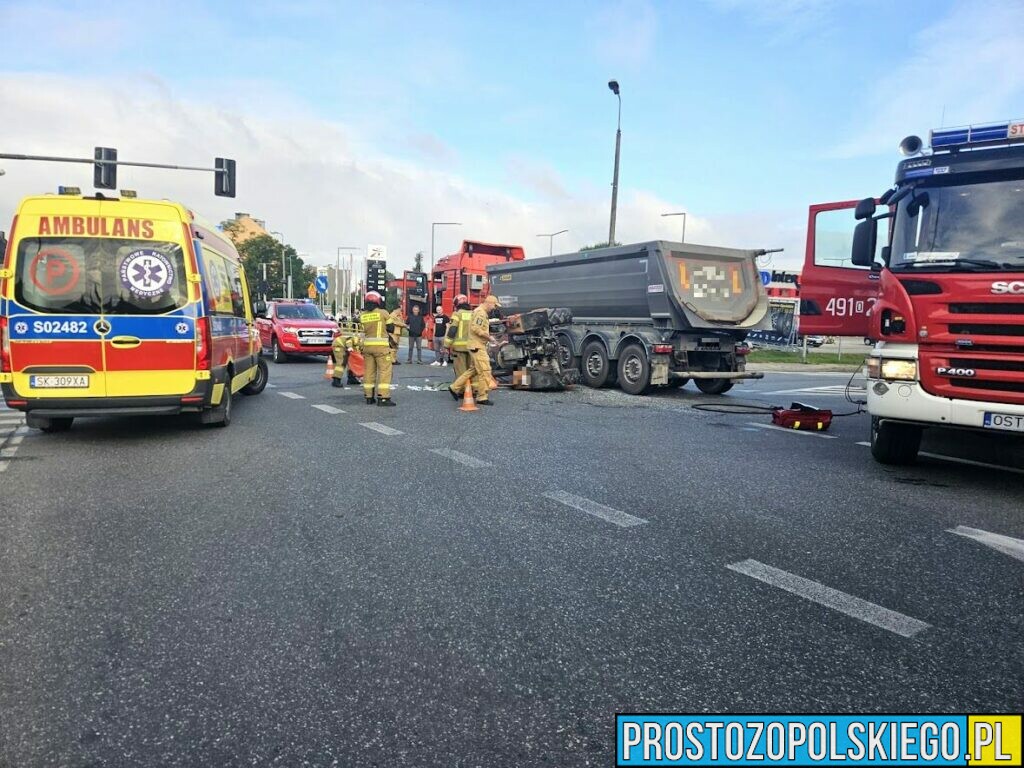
[407,133,459,165]
[830,0,1024,158]
[586,0,658,69]
[0,72,807,275]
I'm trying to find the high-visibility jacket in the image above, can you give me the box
[360,310,391,347]
[451,309,473,351]
[468,305,491,348]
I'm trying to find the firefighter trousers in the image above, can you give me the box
[450,348,490,401]
[363,347,393,399]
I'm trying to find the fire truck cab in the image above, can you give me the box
[800,120,1024,464]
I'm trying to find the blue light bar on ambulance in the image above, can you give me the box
[931,120,1024,149]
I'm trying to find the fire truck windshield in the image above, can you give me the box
[890,174,1024,271]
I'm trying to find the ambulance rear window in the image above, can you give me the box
[13,237,189,315]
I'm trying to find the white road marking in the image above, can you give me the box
[0,460,8,473]
[745,422,838,439]
[761,385,865,396]
[543,490,648,528]
[856,441,871,447]
[360,422,404,436]
[8,435,24,447]
[855,443,1024,475]
[0,418,23,426]
[14,426,29,436]
[430,448,491,468]
[948,526,1024,564]
[1,447,18,459]
[726,559,930,638]
[266,382,277,388]
[279,391,306,400]
[311,404,346,415]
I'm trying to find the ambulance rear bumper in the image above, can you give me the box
[1,381,215,416]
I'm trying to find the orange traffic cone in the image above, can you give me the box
[324,357,335,379]
[459,384,478,412]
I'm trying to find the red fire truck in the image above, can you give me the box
[431,240,525,315]
[800,120,1024,464]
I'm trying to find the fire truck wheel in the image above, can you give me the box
[580,341,614,388]
[695,378,734,395]
[870,416,921,465]
[617,344,651,395]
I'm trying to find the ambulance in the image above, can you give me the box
[0,191,268,431]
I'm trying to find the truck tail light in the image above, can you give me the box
[0,317,11,373]
[652,344,674,354]
[736,345,751,356]
[196,317,211,370]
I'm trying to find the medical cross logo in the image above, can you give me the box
[120,249,175,298]
[14,322,28,334]
[175,322,190,335]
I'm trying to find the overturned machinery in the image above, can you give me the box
[488,307,578,391]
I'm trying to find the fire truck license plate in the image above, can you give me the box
[982,412,1024,433]
[29,375,90,389]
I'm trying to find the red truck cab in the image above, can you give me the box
[800,121,1024,464]
[254,298,338,363]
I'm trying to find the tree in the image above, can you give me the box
[384,270,399,311]
[579,241,621,252]
[232,233,305,300]
[413,251,424,273]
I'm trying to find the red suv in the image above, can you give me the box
[255,299,338,363]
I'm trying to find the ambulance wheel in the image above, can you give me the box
[617,344,651,395]
[28,415,73,433]
[581,341,614,388]
[242,359,268,396]
[870,416,921,465]
[205,376,233,427]
[695,378,734,395]
[272,338,288,364]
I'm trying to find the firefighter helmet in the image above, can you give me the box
[365,290,384,305]
[454,293,469,305]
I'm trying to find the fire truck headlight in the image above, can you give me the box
[880,359,917,381]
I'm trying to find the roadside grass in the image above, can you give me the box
[748,348,867,365]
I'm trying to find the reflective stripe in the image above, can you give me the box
[452,309,473,351]
[361,311,389,346]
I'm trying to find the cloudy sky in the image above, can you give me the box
[2,0,1023,273]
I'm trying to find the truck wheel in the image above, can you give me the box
[870,416,921,465]
[670,377,690,389]
[272,338,288,364]
[556,333,578,372]
[27,415,74,433]
[617,343,651,395]
[580,341,613,388]
[242,359,268,396]
[695,378,734,395]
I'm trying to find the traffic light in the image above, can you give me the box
[366,259,388,293]
[215,157,236,198]
[93,147,117,189]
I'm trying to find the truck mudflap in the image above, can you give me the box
[668,371,765,380]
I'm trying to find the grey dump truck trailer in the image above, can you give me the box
[486,241,771,395]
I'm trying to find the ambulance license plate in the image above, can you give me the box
[982,412,1024,433]
[29,375,90,389]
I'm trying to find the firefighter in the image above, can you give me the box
[450,294,498,405]
[331,322,360,388]
[359,291,396,406]
[388,307,406,365]
[447,294,473,398]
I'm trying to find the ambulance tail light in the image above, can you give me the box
[0,317,11,372]
[196,317,211,371]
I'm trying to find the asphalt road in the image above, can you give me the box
[2,352,1022,766]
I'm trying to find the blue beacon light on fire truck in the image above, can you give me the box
[929,119,1024,150]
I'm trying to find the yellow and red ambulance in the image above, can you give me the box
[0,192,267,431]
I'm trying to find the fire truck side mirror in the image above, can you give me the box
[851,219,877,268]
[854,197,876,220]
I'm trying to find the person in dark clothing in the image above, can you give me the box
[431,306,450,366]
[406,303,426,363]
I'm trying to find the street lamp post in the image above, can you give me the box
[337,246,359,318]
[537,229,568,257]
[430,221,461,311]
[271,230,286,298]
[661,211,687,243]
[607,79,622,246]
